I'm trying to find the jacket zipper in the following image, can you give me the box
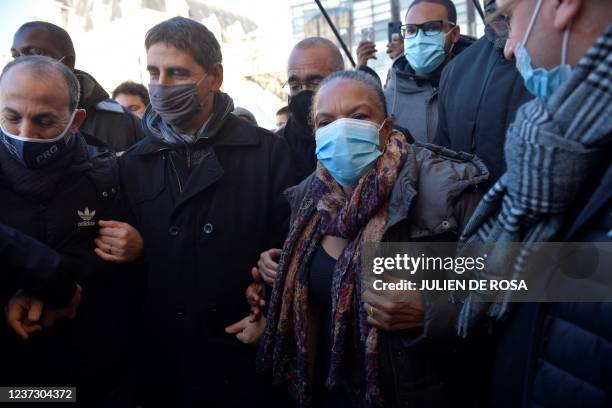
[168,153,183,193]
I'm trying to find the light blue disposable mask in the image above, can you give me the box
[315,118,383,188]
[404,29,452,74]
[0,110,77,169]
[515,0,573,101]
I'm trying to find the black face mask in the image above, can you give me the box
[288,90,314,128]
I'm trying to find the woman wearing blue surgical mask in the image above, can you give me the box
[229,70,488,407]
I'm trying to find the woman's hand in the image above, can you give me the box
[247,267,266,321]
[225,316,267,345]
[257,248,281,285]
[362,289,424,331]
[95,220,144,263]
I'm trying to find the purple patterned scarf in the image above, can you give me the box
[258,131,408,407]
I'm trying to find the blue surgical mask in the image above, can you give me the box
[515,0,572,101]
[404,30,452,74]
[0,110,77,169]
[315,118,383,187]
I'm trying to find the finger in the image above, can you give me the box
[98,220,126,229]
[236,330,248,344]
[6,311,29,340]
[27,299,43,322]
[367,316,390,331]
[261,272,275,286]
[363,290,393,313]
[225,319,247,334]
[97,227,128,240]
[269,248,282,260]
[94,237,125,254]
[262,254,279,270]
[94,247,123,263]
[251,267,263,282]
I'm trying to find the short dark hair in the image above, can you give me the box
[145,17,222,71]
[112,81,150,106]
[314,70,388,122]
[0,55,80,111]
[407,0,457,24]
[276,106,290,116]
[15,21,76,57]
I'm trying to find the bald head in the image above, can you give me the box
[1,56,79,111]
[11,21,76,69]
[0,56,85,141]
[286,37,345,96]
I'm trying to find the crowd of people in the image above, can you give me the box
[1,0,610,407]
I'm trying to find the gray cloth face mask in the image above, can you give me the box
[149,76,206,127]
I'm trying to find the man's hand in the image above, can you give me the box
[247,267,266,321]
[5,294,43,340]
[40,284,82,328]
[386,36,404,60]
[257,248,281,286]
[95,220,144,263]
[357,41,377,66]
[4,284,81,340]
[225,316,267,345]
[362,289,424,331]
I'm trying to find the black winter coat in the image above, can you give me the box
[120,113,297,407]
[0,135,140,406]
[76,70,144,153]
[435,26,533,183]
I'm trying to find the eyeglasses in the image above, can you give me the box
[283,75,324,94]
[401,20,456,38]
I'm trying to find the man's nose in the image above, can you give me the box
[18,120,41,139]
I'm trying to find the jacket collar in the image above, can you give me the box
[132,113,259,156]
[74,69,109,111]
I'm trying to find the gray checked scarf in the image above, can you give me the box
[456,25,612,337]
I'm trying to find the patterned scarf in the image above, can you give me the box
[258,131,408,407]
[456,25,612,336]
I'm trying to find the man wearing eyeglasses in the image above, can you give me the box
[276,37,345,183]
[384,0,474,143]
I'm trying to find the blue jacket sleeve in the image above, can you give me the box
[0,223,76,307]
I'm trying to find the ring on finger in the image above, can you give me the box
[367,305,374,318]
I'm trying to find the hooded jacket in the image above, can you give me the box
[384,35,474,143]
[434,26,533,183]
[75,69,144,153]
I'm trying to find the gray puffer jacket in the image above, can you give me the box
[284,139,490,408]
[384,36,475,144]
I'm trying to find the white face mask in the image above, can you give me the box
[0,110,77,168]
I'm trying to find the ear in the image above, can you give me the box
[62,55,76,70]
[504,36,516,61]
[70,109,87,133]
[553,0,583,31]
[378,118,394,151]
[450,24,461,43]
[208,63,224,91]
